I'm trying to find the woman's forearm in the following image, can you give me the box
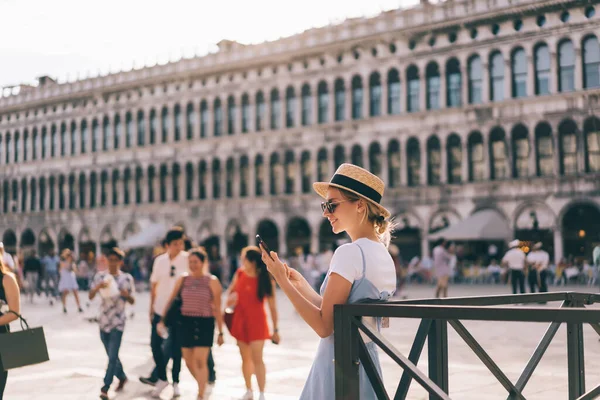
[296,278,322,307]
[278,279,327,337]
[0,313,18,326]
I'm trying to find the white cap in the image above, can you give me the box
[0,242,3,249]
[509,239,520,248]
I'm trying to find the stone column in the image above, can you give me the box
[482,62,490,103]
[206,163,213,199]
[439,64,447,109]
[248,157,256,198]
[439,135,447,184]
[144,107,152,145]
[419,72,427,112]
[344,77,352,121]
[328,79,336,123]
[527,55,535,97]
[504,60,512,100]
[553,229,563,263]
[310,230,319,255]
[169,103,176,143]
[574,48,583,91]
[482,134,490,180]
[528,132,536,177]
[206,98,214,137]
[420,142,427,185]
[421,235,430,259]
[361,75,369,119]
[380,151,389,186]
[460,64,469,106]
[400,137,409,186]
[553,131,561,177]
[85,171,92,209]
[95,171,103,207]
[294,157,302,195]
[312,82,320,125]
[380,74,389,116]
[549,52,558,94]
[461,139,469,183]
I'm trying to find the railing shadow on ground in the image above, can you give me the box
[334,292,600,400]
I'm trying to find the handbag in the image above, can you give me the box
[163,277,185,328]
[0,311,49,371]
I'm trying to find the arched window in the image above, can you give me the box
[368,142,382,176]
[535,122,554,176]
[511,48,528,98]
[407,65,420,112]
[317,148,328,182]
[200,101,208,137]
[41,127,48,159]
[227,96,236,134]
[584,117,600,172]
[173,104,182,141]
[489,51,505,101]
[351,145,363,167]
[284,151,295,194]
[39,177,46,210]
[388,140,401,188]
[468,131,485,181]
[199,161,207,199]
[226,158,234,197]
[89,172,97,208]
[213,99,223,137]
[301,84,311,126]
[446,58,462,107]
[255,155,264,196]
[241,94,250,133]
[159,165,168,203]
[269,152,280,195]
[351,75,363,120]
[334,78,345,121]
[387,69,401,114]
[212,159,221,199]
[125,111,133,147]
[185,163,194,200]
[240,156,249,197]
[558,40,575,92]
[161,106,169,142]
[100,172,108,206]
[77,174,85,209]
[582,36,600,89]
[114,114,122,149]
[102,117,110,151]
[559,119,579,175]
[92,119,99,152]
[407,138,421,186]
[172,163,180,202]
[111,170,119,206]
[30,178,36,211]
[534,43,551,95]
[427,136,441,185]
[489,127,507,180]
[285,87,296,128]
[300,151,311,193]
[149,109,157,144]
[270,89,281,130]
[468,55,483,104]
[334,145,345,169]
[511,124,530,178]
[146,166,155,203]
[137,110,145,146]
[23,130,29,161]
[369,72,382,117]
[186,103,194,140]
[317,81,328,124]
[426,62,441,110]
[14,131,20,163]
[69,174,76,209]
[255,92,265,132]
[447,134,462,183]
[134,167,142,204]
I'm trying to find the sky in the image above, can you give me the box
[0,0,418,89]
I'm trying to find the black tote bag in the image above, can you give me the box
[0,311,49,370]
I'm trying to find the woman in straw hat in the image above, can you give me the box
[260,163,396,399]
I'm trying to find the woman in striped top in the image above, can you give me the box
[159,247,224,400]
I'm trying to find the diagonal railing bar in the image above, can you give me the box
[509,300,568,399]
[587,322,600,338]
[576,383,600,400]
[353,318,452,400]
[395,319,432,400]
[448,319,525,400]
[356,329,390,400]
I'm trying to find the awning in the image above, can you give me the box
[428,209,511,241]
[120,222,168,249]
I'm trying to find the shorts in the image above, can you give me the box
[179,316,215,348]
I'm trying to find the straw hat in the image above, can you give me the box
[313,163,391,219]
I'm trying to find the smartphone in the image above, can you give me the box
[256,234,273,259]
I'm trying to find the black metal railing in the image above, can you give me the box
[334,292,600,400]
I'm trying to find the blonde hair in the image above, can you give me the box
[338,188,395,248]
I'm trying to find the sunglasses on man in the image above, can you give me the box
[320,200,351,214]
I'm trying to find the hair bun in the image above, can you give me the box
[376,215,385,223]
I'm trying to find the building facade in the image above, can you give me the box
[1,0,599,263]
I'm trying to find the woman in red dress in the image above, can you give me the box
[227,246,279,400]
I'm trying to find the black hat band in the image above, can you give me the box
[330,174,382,204]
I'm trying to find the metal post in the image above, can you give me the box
[428,319,449,399]
[567,299,586,399]
[334,305,360,400]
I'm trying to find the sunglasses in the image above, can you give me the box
[321,200,351,214]
[170,265,176,277]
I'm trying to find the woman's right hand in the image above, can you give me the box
[226,292,238,308]
[285,264,305,288]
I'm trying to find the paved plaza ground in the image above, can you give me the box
[5,283,600,400]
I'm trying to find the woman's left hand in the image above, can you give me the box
[271,331,281,345]
[261,248,287,282]
[217,334,224,346]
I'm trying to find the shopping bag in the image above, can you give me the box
[0,311,49,370]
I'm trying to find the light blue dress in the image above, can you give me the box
[299,243,393,400]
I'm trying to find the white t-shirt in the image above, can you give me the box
[150,251,189,316]
[329,238,396,295]
[502,248,526,270]
[2,253,14,270]
[527,250,550,271]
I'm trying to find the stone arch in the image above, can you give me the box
[38,228,56,255]
[58,228,75,252]
[122,222,141,241]
[286,217,312,255]
[513,201,557,258]
[1,230,17,254]
[558,200,600,260]
[99,225,117,252]
[256,219,280,253]
[391,210,423,262]
[79,227,96,259]
[20,229,36,251]
[428,208,461,234]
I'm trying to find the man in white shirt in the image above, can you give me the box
[526,242,550,294]
[0,243,15,271]
[139,227,188,397]
[502,239,526,294]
